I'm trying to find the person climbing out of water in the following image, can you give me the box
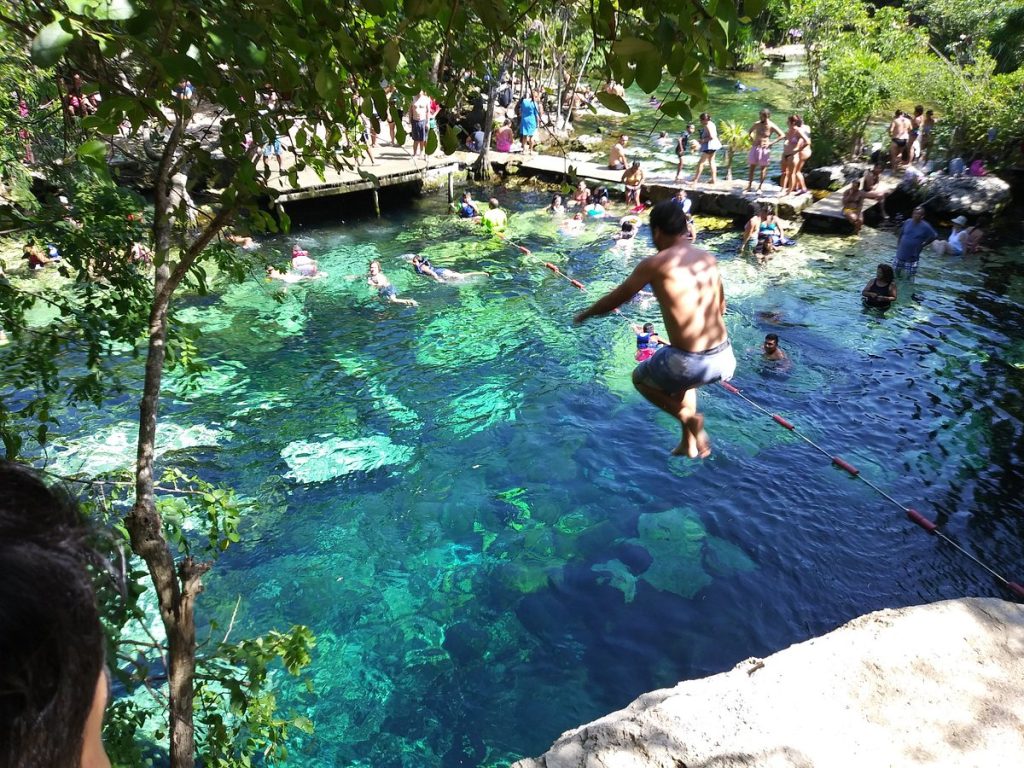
[671,189,697,241]
[633,322,667,362]
[621,161,644,207]
[410,254,487,283]
[740,205,765,254]
[481,198,508,234]
[862,263,897,308]
[368,260,417,306]
[574,199,736,458]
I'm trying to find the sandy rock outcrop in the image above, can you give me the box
[513,598,1024,768]
[918,174,1012,218]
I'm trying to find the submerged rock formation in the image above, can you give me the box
[513,597,1024,768]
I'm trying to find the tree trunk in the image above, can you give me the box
[124,113,236,768]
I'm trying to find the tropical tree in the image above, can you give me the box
[0,0,760,764]
[717,119,751,181]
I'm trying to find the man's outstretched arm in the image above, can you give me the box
[574,261,655,324]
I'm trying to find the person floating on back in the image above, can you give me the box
[575,200,735,458]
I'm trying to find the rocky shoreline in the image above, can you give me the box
[513,598,1024,768]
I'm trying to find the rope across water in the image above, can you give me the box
[530,240,1023,602]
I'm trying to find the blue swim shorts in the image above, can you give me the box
[634,340,736,394]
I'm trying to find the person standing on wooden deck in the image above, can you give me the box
[410,90,432,158]
[745,110,783,192]
[574,200,735,459]
[690,114,721,186]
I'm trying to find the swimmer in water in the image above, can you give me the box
[633,322,667,362]
[561,212,585,235]
[368,260,417,306]
[291,244,318,276]
[613,216,639,243]
[410,254,487,283]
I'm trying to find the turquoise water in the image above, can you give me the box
[41,61,1024,764]
[48,191,1024,765]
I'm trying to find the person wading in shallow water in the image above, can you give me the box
[574,200,736,458]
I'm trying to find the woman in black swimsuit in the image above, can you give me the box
[862,263,897,308]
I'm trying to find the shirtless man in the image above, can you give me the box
[608,134,629,170]
[621,161,644,206]
[841,180,867,234]
[889,110,913,172]
[409,89,432,158]
[762,333,786,361]
[574,200,735,458]
[745,109,783,192]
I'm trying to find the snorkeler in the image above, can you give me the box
[368,260,417,306]
[575,200,735,458]
[410,254,487,283]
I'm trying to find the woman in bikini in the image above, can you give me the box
[791,116,812,196]
[778,115,803,197]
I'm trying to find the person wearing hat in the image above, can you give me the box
[932,215,970,255]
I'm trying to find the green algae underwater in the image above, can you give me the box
[42,188,1024,766]
[37,62,1024,765]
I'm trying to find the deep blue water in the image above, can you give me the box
[48,186,1024,765]
[35,58,1024,763]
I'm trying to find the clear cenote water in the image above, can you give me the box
[43,66,1024,766]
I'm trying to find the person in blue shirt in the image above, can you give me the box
[455,191,480,218]
[894,206,937,277]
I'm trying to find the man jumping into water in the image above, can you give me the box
[574,200,735,458]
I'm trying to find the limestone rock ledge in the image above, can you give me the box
[512,598,1024,768]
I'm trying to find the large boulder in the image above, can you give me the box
[513,598,1024,768]
[805,163,868,191]
[918,173,1011,218]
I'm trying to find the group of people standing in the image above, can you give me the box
[669,108,812,197]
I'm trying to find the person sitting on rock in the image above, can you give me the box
[842,179,867,235]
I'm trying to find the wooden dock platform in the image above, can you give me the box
[262,139,817,224]
[509,153,818,220]
[800,175,900,233]
[268,144,462,204]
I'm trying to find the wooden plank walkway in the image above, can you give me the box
[510,153,817,219]
[800,175,900,233]
[261,138,816,224]
[268,144,462,203]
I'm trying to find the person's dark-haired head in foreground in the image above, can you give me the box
[649,199,688,240]
[0,461,110,768]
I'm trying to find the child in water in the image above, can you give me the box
[633,322,666,362]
